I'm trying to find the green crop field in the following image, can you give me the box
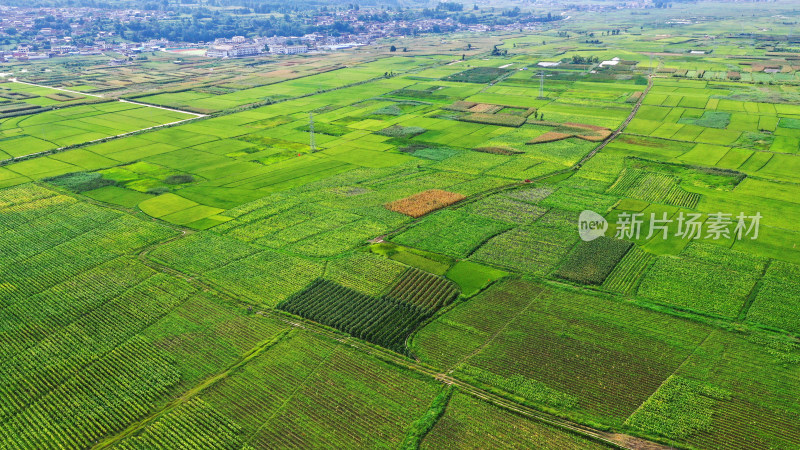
[3,2,800,448]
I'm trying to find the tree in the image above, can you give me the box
[390,45,397,52]
[461,54,465,60]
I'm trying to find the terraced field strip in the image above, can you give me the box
[0,81,205,164]
[8,79,104,98]
[118,99,207,117]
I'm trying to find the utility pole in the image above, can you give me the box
[537,71,545,99]
[309,112,316,152]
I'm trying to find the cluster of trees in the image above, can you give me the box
[491,45,508,56]
[436,2,463,12]
[570,55,601,64]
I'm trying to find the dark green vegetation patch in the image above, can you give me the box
[44,171,115,193]
[386,268,459,312]
[278,276,457,354]
[555,237,634,285]
[443,67,514,84]
[678,111,731,129]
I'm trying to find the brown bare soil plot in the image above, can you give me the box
[528,131,573,144]
[527,123,612,144]
[468,103,503,113]
[385,189,466,218]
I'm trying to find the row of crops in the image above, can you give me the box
[386,268,459,312]
[607,167,700,209]
[278,278,448,353]
[112,330,442,449]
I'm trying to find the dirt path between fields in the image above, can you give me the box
[93,328,296,449]
[446,288,546,373]
[8,78,104,98]
[118,98,206,117]
[575,75,654,169]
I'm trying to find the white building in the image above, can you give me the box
[599,57,620,67]
[51,45,76,53]
[271,45,309,55]
[206,44,261,58]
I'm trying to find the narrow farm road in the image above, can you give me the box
[118,98,207,117]
[575,74,654,169]
[8,78,104,97]
[445,288,546,373]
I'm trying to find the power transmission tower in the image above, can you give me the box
[309,112,316,152]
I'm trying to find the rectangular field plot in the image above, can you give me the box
[0,259,293,449]
[0,82,93,113]
[0,184,178,305]
[414,279,710,425]
[0,101,194,159]
[636,242,766,318]
[746,260,800,333]
[394,209,512,258]
[133,61,414,113]
[631,331,800,449]
[471,221,577,276]
[278,268,457,354]
[150,203,341,297]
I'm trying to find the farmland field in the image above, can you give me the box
[3,2,800,449]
